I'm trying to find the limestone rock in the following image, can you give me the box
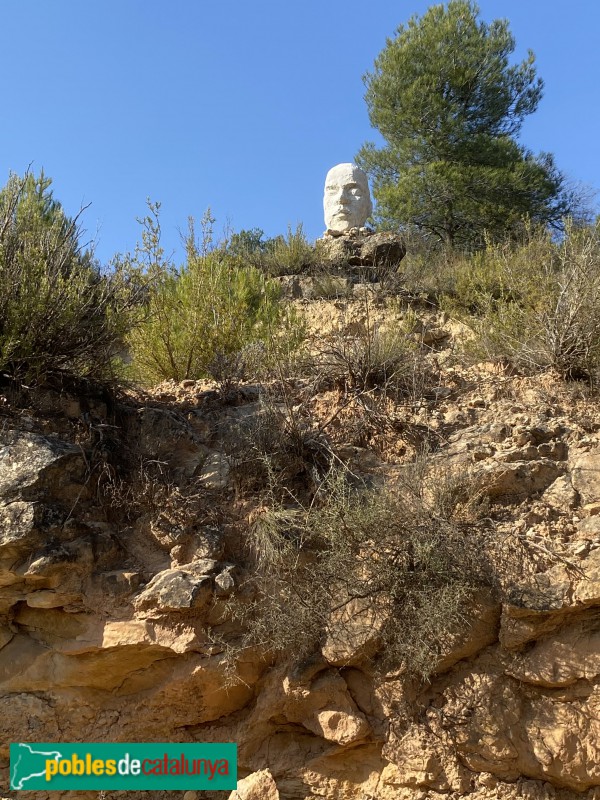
[229,768,279,800]
[237,664,372,778]
[214,564,238,597]
[499,548,600,650]
[0,500,37,561]
[359,230,407,267]
[572,547,600,604]
[134,562,216,613]
[507,622,600,686]
[318,229,406,272]
[433,591,500,673]
[543,475,578,509]
[0,429,83,501]
[478,459,564,499]
[318,234,359,266]
[322,596,384,666]
[276,274,303,299]
[441,667,600,790]
[285,668,369,745]
[384,726,471,792]
[571,449,600,505]
[0,429,107,610]
[198,450,230,489]
[129,406,207,476]
[577,515,600,537]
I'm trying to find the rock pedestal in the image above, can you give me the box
[318,229,406,276]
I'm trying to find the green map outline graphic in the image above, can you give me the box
[11,743,63,790]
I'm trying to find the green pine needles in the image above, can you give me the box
[358,1,576,248]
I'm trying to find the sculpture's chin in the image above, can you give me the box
[326,213,356,232]
[327,222,352,233]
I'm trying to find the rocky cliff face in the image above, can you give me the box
[3,290,600,800]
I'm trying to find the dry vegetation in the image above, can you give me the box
[5,169,600,682]
[226,462,492,679]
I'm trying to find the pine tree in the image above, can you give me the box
[357,1,572,248]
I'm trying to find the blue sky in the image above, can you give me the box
[1,1,597,265]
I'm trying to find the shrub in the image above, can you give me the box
[317,325,415,394]
[395,226,459,300]
[446,222,600,380]
[126,209,305,384]
[226,396,334,498]
[234,223,314,277]
[312,302,425,399]
[226,227,267,260]
[266,224,315,276]
[230,465,490,678]
[0,172,135,385]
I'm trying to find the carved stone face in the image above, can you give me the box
[323,163,372,233]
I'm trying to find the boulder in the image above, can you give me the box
[318,230,405,272]
[571,449,600,505]
[134,562,217,613]
[229,769,279,800]
[198,450,230,489]
[0,429,83,502]
[359,230,407,267]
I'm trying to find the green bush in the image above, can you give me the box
[0,172,135,385]
[394,226,459,299]
[229,224,314,277]
[127,208,305,384]
[446,222,600,380]
[318,325,415,394]
[263,223,315,276]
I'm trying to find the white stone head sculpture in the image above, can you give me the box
[323,163,372,234]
